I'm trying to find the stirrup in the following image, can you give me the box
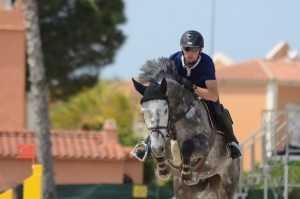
[226,142,243,159]
[131,141,149,162]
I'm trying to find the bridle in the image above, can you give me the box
[142,101,170,147]
[142,98,193,156]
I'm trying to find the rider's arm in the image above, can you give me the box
[193,79,219,102]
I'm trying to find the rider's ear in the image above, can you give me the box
[132,78,146,95]
[160,78,167,95]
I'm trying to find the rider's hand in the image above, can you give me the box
[177,76,195,92]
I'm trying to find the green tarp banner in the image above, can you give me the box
[16,184,174,199]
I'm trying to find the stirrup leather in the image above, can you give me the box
[131,141,149,162]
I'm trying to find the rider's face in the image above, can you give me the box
[182,47,201,64]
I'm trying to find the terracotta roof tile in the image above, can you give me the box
[217,58,300,84]
[0,129,134,160]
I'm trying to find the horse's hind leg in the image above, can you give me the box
[207,175,222,199]
[209,175,235,199]
[173,177,203,199]
[214,162,240,199]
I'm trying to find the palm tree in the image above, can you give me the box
[22,0,56,198]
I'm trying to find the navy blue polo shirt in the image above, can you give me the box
[169,51,216,88]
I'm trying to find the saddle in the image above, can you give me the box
[199,99,224,135]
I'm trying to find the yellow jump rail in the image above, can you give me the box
[0,164,43,199]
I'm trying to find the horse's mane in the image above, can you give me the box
[138,57,178,84]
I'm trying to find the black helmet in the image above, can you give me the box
[180,30,204,48]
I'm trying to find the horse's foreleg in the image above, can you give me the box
[180,139,201,185]
[181,139,195,159]
[181,139,194,179]
[154,156,171,180]
[181,134,209,185]
[181,134,209,162]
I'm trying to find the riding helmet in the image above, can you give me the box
[180,30,204,48]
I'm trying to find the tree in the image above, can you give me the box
[50,80,141,146]
[31,0,126,100]
[22,0,56,198]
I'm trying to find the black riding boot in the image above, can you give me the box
[213,101,243,159]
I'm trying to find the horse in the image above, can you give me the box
[132,57,240,199]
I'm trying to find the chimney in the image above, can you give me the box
[101,119,119,144]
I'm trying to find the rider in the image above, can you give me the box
[169,30,242,159]
[132,30,242,160]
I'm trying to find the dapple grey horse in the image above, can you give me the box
[132,57,240,199]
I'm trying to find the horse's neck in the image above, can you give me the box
[170,96,193,119]
[167,85,194,116]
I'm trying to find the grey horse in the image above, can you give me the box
[132,57,240,199]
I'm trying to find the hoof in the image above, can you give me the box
[155,168,171,180]
[183,172,200,185]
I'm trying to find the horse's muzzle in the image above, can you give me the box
[151,145,165,158]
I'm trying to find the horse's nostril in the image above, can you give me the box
[159,146,164,152]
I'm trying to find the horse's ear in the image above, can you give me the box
[132,78,146,95]
[160,78,167,94]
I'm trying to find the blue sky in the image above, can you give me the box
[100,0,300,80]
